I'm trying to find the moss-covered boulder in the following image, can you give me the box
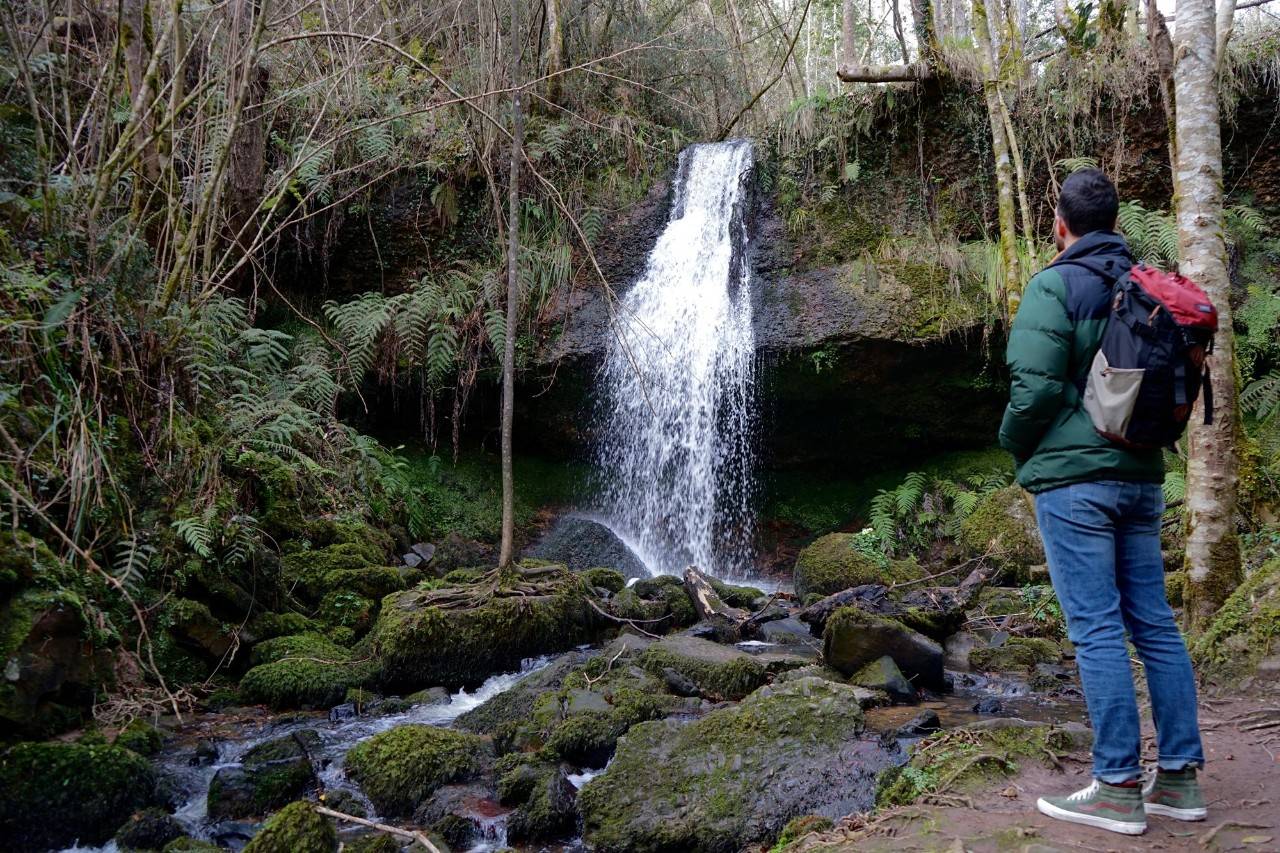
[0,741,156,850]
[344,724,487,817]
[454,649,594,735]
[793,533,924,599]
[849,655,915,703]
[164,597,237,663]
[1,586,114,739]
[823,606,944,689]
[581,566,627,594]
[1192,556,1280,684]
[114,718,164,756]
[162,837,224,853]
[208,731,319,820]
[114,807,184,851]
[639,634,768,701]
[774,814,835,850]
[371,567,609,690]
[498,756,580,844]
[579,677,899,852]
[958,486,1045,582]
[280,543,403,605]
[526,516,650,580]
[876,718,1092,807]
[709,578,766,609]
[968,637,1063,673]
[240,633,376,709]
[242,801,337,853]
[610,574,698,632]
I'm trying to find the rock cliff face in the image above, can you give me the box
[525,173,1007,473]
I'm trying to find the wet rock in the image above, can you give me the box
[639,634,768,700]
[823,607,945,689]
[760,616,814,645]
[372,568,609,691]
[526,516,650,580]
[163,836,224,852]
[411,542,437,562]
[191,738,220,766]
[207,731,319,820]
[958,486,1045,583]
[455,649,595,734]
[0,741,156,850]
[0,583,115,738]
[429,533,493,574]
[401,552,423,568]
[972,696,1005,715]
[113,717,164,756]
[319,788,366,818]
[793,534,924,599]
[894,708,942,738]
[660,666,700,696]
[498,757,580,844]
[114,807,184,850]
[343,834,400,853]
[344,724,487,817]
[579,677,901,852]
[610,575,699,631]
[943,630,982,672]
[329,702,358,722]
[241,801,337,853]
[406,685,453,706]
[850,655,916,703]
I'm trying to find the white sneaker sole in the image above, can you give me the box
[1144,802,1207,821]
[1036,797,1147,835]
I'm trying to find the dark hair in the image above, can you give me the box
[1056,168,1119,236]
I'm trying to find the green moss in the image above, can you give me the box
[208,732,318,819]
[242,801,337,853]
[498,757,579,843]
[114,718,164,756]
[581,567,626,594]
[968,637,1062,672]
[793,533,924,599]
[240,633,376,709]
[343,834,401,853]
[280,543,386,603]
[876,720,1092,808]
[318,590,374,633]
[0,741,156,849]
[344,724,486,816]
[630,575,697,627]
[1192,557,1280,682]
[639,635,767,701]
[1165,570,1187,608]
[772,814,834,851]
[372,570,607,690]
[958,486,1045,582]
[114,807,183,851]
[249,611,318,640]
[163,838,224,853]
[709,578,765,609]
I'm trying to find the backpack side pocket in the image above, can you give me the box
[1082,349,1145,440]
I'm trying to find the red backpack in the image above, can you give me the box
[1080,265,1219,450]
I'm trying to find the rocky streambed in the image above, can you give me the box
[30,539,1089,853]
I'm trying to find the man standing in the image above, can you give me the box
[999,169,1206,835]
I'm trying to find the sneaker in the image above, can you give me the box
[1036,780,1147,835]
[1143,767,1208,821]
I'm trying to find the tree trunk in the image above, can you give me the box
[498,0,524,570]
[1215,0,1236,71]
[1175,0,1241,630]
[973,0,1021,319]
[545,0,565,103]
[838,0,933,82]
[892,0,911,63]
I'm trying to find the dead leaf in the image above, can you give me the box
[999,786,1019,799]
[1241,837,1274,845]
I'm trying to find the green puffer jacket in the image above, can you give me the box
[998,231,1164,493]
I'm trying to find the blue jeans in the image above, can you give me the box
[1034,480,1204,783]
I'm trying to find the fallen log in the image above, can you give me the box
[682,566,760,643]
[837,62,932,82]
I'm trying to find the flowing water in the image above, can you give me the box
[594,139,759,578]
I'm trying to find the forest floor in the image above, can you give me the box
[803,694,1280,853]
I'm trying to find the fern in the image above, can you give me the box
[1243,371,1280,421]
[1056,156,1100,174]
[173,515,214,559]
[112,536,153,594]
[1117,201,1178,268]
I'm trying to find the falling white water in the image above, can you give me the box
[595,140,758,578]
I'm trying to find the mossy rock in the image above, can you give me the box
[242,801,337,853]
[581,567,627,594]
[280,543,389,603]
[249,611,319,641]
[318,590,375,634]
[343,834,402,853]
[1192,556,1280,684]
[709,578,766,609]
[639,634,768,701]
[793,533,923,598]
[849,655,915,703]
[207,731,319,820]
[876,718,1092,808]
[1165,570,1186,608]
[114,807,183,851]
[0,741,156,850]
[580,678,894,852]
[114,718,164,756]
[823,606,944,689]
[968,637,1063,673]
[498,756,580,844]
[163,838,224,853]
[372,568,609,690]
[1,587,112,739]
[240,633,377,710]
[612,575,697,630]
[345,724,487,817]
[454,650,594,735]
[958,486,1045,583]
[773,814,834,850]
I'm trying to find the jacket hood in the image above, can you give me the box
[1047,230,1133,281]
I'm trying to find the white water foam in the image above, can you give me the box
[594,140,758,578]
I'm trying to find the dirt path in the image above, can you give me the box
[795,695,1280,852]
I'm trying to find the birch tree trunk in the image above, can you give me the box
[1215,0,1236,71]
[545,0,565,103]
[973,0,1021,320]
[499,0,524,569]
[1175,0,1241,630]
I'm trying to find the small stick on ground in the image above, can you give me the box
[1198,820,1272,847]
[315,805,443,853]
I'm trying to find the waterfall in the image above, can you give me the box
[594,140,758,578]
